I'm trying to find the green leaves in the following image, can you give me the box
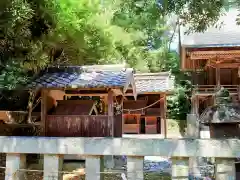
[1,0,173,89]
[164,0,226,33]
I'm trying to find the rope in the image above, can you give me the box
[123,99,161,112]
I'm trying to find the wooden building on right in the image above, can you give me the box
[180,19,240,118]
[180,11,240,178]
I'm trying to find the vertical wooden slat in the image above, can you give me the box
[195,95,199,117]
[216,67,220,88]
[47,115,111,137]
[160,94,167,138]
[160,94,164,136]
[191,95,195,114]
[108,90,114,137]
[41,89,48,136]
[163,94,167,138]
[181,47,186,70]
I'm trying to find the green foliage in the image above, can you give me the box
[0,0,190,121]
[0,0,173,89]
[164,52,191,120]
[163,0,240,33]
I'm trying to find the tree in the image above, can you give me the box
[0,0,172,89]
[111,0,170,72]
[163,0,239,33]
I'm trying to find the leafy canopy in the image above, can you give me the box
[0,0,173,89]
[163,0,240,33]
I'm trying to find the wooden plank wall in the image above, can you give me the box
[114,114,122,137]
[47,115,112,137]
[192,68,239,85]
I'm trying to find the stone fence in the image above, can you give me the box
[2,136,240,180]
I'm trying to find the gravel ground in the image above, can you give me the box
[62,172,171,180]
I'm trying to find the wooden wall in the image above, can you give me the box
[192,68,239,85]
[47,115,122,137]
[114,114,122,137]
[210,124,240,138]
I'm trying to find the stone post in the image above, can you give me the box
[215,158,236,180]
[186,114,199,138]
[85,155,103,180]
[5,153,26,180]
[187,114,201,178]
[171,157,189,180]
[43,154,63,180]
[127,156,144,180]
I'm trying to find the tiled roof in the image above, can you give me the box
[181,9,240,47]
[134,72,174,93]
[27,66,134,89]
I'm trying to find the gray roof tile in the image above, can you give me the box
[134,72,174,93]
[27,66,134,89]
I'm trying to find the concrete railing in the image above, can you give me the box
[2,136,240,180]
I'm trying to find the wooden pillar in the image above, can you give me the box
[191,95,195,114]
[106,90,114,169]
[195,95,199,116]
[238,85,240,102]
[41,89,48,136]
[191,95,199,116]
[103,96,108,115]
[213,94,216,105]
[216,67,220,88]
[108,90,114,137]
[160,94,167,138]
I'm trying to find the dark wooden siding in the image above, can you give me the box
[192,68,239,85]
[47,115,112,137]
[210,124,240,138]
[53,100,97,115]
[114,114,122,137]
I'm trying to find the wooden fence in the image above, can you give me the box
[47,115,122,137]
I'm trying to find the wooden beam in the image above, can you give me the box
[112,88,123,96]
[108,90,114,137]
[65,93,108,97]
[181,47,186,70]
[190,50,240,60]
[107,90,115,169]
[163,94,167,138]
[65,90,108,94]
[215,63,240,68]
[160,94,167,138]
[216,67,220,88]
[191,95,195,114]
[194,95,199,116]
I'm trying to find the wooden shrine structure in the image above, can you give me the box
[123,73,174,138]
[0,64,175,139]
[180,27,240,117]
[180,15,240,178]
[0,65,137,138]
